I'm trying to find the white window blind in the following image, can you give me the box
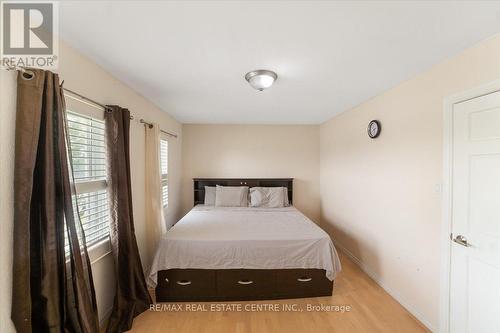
[160,139,168,207]
[66,110,110,247]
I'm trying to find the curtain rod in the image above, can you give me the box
[66,88,178,138]
[63,87,120,113]
[64,89,177,138]
[4,63,178,139]
[65,88,178,138]
[139,119,178,138]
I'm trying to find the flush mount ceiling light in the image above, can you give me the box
[245,70,277,91]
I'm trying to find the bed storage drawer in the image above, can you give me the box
[216,269,276,299]
[156,269,216,300]
[156,269,333,301]
[275,269,332,297]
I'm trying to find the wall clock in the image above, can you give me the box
[367,120,381,139]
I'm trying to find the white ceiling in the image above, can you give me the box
[60,1,500,124]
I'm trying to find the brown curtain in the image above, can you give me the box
[12,69,99,333]
[105,106,152,333]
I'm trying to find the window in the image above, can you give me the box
[66,103,110,248]
[160,138,168,207]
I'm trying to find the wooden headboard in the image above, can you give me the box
[193,178,293,206]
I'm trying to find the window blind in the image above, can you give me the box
[67,111,110,247]
[160,139,168,207]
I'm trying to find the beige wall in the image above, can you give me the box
[0,41,183,330]
[320,34,500,331]
[181,125,320,222]
[0,70,18,333]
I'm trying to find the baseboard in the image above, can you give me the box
[333,240,436,333]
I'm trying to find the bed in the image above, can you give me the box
[149,178,341,301]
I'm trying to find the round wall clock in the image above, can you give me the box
[367,120,381,139]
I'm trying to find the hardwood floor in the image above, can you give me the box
[127,252,429,333]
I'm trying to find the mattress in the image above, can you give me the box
[147,205,341,288]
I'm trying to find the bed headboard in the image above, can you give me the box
[193,178,293,206]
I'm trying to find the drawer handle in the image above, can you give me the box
[176,280,192,286]
[165,278,169,283]
[297,277,312,282]
[237,280,254,285]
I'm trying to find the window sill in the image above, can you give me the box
[88,237,112,264]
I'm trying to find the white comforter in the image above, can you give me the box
[147,205,341,287]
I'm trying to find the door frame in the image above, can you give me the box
[440,79,500,333]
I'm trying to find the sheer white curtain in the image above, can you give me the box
[144,123,166,268]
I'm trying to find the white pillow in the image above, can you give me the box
[204,186,216,206]
[249,187,266,207]
[215,185,249,207]
[249,187,287,208]
[283,187,290,207]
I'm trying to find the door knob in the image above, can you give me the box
[453,235,470,247]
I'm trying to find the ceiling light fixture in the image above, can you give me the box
[245,70,277,91]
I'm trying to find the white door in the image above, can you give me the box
[450,90,500,333]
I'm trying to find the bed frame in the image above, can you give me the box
[155,178,333,302]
